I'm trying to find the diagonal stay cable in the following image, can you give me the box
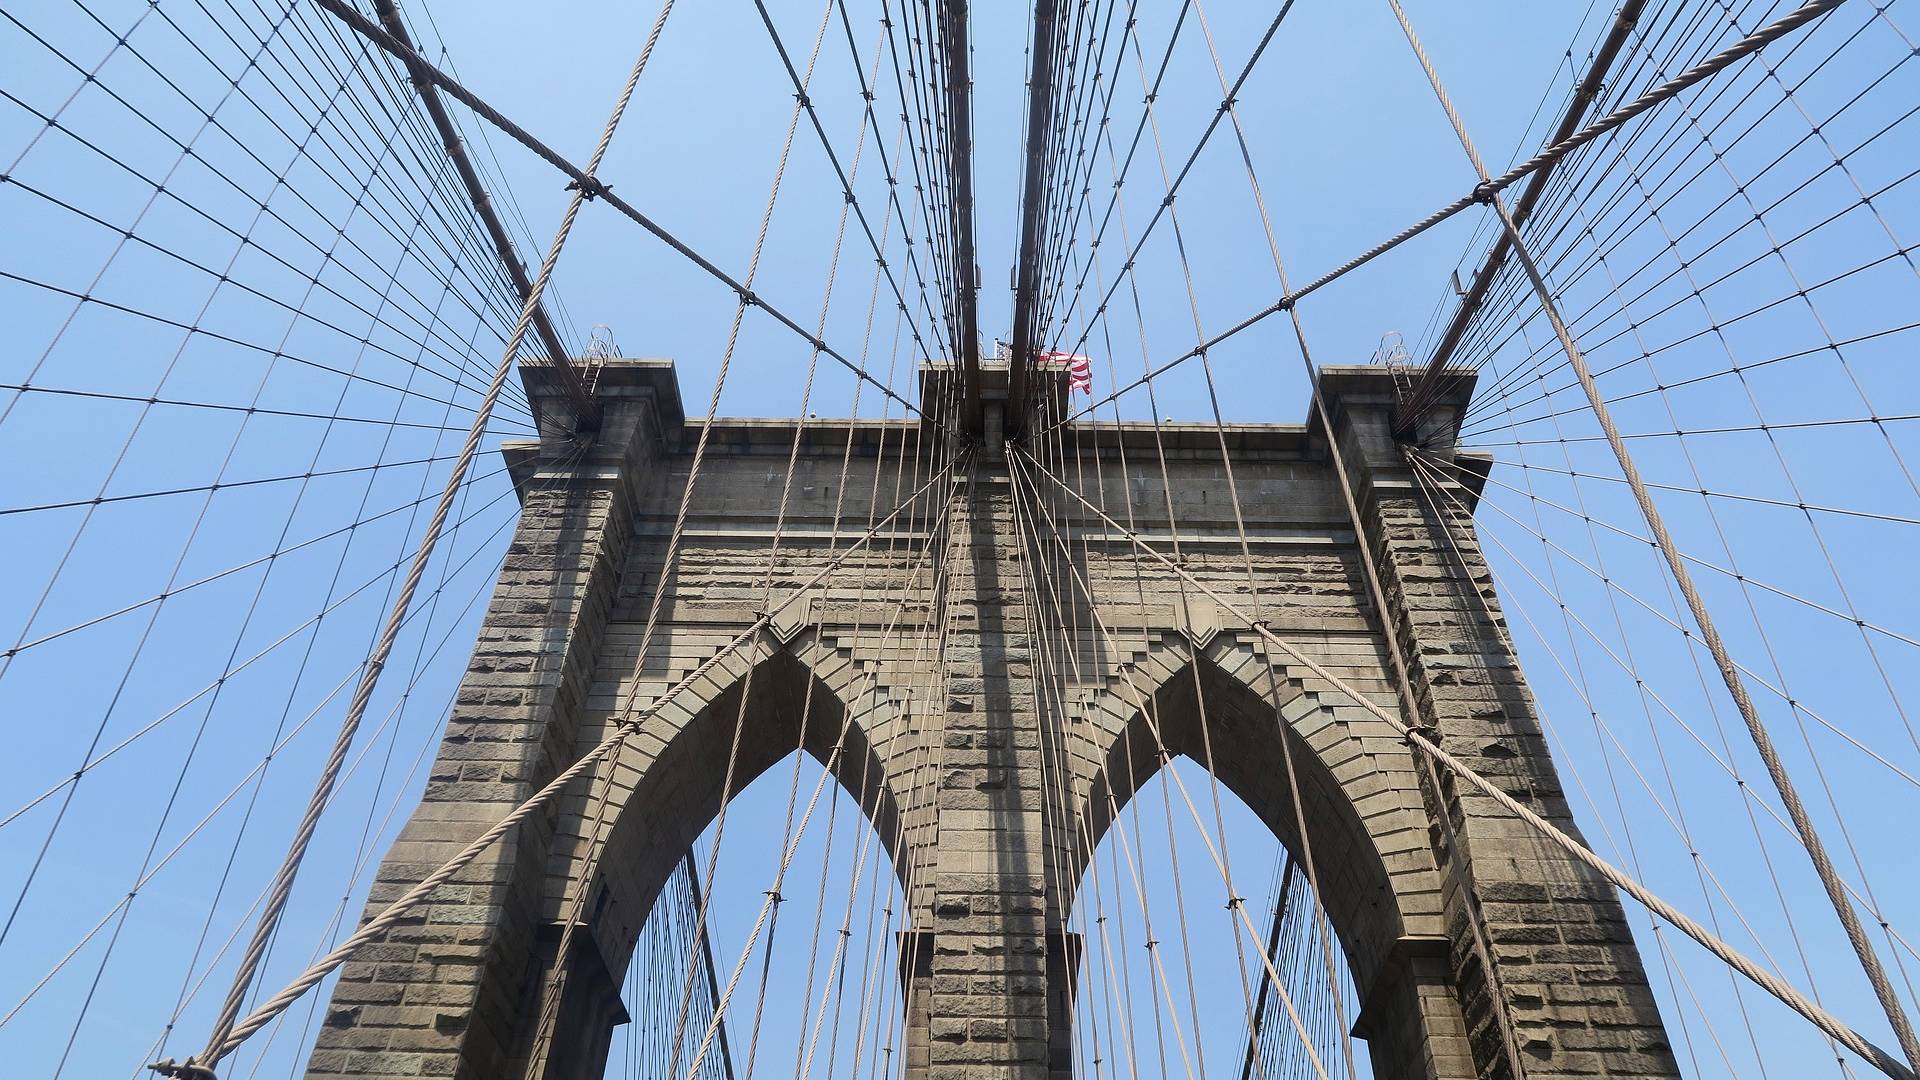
[309,0,936,429]
[0,489,519,1036]
[1411,447,1920,778]
[1015,443,1916,1080]
[750,0,945,367]
[0,459,514,668]
[1453,451,1920,531]
[1045,0,1846,433]
[197,460,958,1062]
[1446,3,1909,420]
[0,6,543,417]
[0,452,468,517]
[1401,443,1812,1073]
[1381,0,1920,1071]
[0,269,528,427]
[1407,442,1920,988]
[0,383,533,438]
[0,463,519,838]
[364,0,592,426]
[191,0,676,1058]
[1411,470,1920,1011]
[1042,1,1294,362]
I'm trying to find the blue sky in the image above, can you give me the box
[2,1,1918,1078]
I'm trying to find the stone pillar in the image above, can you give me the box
[302,361,681,1080]
[906,462,1075,1080]
[295,356,1677,1080]
[1321,367,1680,1079]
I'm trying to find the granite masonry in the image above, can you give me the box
[300,358,1678,1080]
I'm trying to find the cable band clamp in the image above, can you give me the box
[566,175,611,201]
[149,1059,218,1080]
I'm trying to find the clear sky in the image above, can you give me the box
[2,1,1917,1079]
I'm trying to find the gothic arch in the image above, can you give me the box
[550,630,913,981]
[302,361,1679,1080]
[456,627,920,1080]
[1067,629,1469,1079]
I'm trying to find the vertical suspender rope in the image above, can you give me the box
[501,3,704,1071]
[677,460,973,1080]
[1238,857,1294,1080]
[1016,444,1916,1080]
[1094,19,1351,1072]
[1004,450,1339,1080]
[176,465,951,1065]
[1038,0,1850,437]
[191,1,681,1059]
[1178,0,1530,1064]
[680,850,737,1080]
[653,5,846,1070]
[1379,2,1920,1073]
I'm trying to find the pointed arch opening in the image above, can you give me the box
[601,744,912,1080]
[526,639,915,1080]
[580,644,909,955]
[1062,636,1468,1080]
[1066,755,1370,1080]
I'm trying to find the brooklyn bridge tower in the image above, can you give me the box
[6,2,1916,1080]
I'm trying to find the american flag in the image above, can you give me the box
[1039,350,1093,394]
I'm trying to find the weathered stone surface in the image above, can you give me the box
[302,360,1676,1080]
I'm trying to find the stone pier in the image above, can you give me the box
[302,358,1678,1080]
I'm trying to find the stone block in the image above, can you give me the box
[299,368,1676,1080]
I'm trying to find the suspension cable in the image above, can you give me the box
[1019,441,1916,1080]
[1381,2,1920,1069]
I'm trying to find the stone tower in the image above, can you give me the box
[301,358,1679,1080]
